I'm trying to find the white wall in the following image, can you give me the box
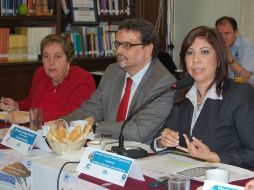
[172,0,240,67]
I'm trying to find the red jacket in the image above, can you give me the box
[18,65,96,122]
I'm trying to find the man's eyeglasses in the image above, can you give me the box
[112,41,143,50]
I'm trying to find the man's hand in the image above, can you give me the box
[45,120,67,128]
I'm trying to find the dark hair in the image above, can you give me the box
[118,18,159,58]
[215,16,238,31]
[180,26,228,97]
[40,34,74,63]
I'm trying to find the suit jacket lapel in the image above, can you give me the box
[128,60,155,115]
[109,68,126,119]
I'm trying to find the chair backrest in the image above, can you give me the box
[157,52,181,80]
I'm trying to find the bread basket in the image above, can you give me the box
[47,119,94,155]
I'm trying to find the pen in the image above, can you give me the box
[149,176,169,188]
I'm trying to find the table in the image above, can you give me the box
[0,121,252,190]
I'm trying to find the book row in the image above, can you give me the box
[0,27,55,61]
[61,0,134,16]
[0,22,119,61]
[97,0,134,16]
[0,0,55,16]
[65,22,119,58]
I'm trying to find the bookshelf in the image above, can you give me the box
[0,0,167,99]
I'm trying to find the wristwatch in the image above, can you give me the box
[92,121,100,133]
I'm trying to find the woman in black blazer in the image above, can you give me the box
[152,26,254,169]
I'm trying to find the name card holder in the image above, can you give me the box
[1,124,38,155]
[77,147,144,187]
[203,180,244,190]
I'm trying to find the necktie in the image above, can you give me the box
[117,77,133,121]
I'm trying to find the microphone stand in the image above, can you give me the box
[111,85,178,159]
[111,74,194,159]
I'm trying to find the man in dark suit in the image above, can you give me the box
[53,19,175,144]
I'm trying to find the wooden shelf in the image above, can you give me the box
[0,15,56,21]
[74,56,116,71]
[99,15,133,22]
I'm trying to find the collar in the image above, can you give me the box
[126,61,151,85]
[186,82,222,106]
[232,33,242,49]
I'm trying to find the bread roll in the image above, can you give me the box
[69,125,81,142]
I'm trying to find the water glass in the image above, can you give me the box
[168,176,190,190]
[29,108,43,131]
[205,169,229,183]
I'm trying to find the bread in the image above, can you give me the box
[48,127,65,143]
[69,125,81,142]
[77,122,93,141]
[47,119,93,143]
[58,127,67,140]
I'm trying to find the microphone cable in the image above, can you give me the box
[57,161,80,190]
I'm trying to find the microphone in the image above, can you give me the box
[111,74,194,159]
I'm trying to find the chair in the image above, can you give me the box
[157,52,181,80]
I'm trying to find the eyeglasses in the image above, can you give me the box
[112,41,143,50]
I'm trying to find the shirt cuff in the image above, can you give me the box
[153,136,167,152]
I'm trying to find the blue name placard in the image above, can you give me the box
[1,124,38,154]
[10,127,37,145]
[91,151,132,173]
[77,147,144,186]
[203,180,244,190]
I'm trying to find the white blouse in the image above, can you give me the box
[185,83,223,136]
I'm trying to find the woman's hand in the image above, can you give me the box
[158,128,179,148]
[177,134,220,163]
[0,97,19,112]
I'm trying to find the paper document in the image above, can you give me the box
[136,152,254,182]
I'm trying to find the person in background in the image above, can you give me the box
[151,26,254,168]
[50,18,175,144]
[215,16,254,86]
[0,34,96,122]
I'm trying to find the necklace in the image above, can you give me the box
[53,84,59,94]
[197,90,202,106]
[197,100,202,106]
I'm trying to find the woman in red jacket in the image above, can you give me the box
[0,34,96,122]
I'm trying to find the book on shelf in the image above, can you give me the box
[99,22,118,56]
[72,26,88,57]
[34,0,53,16]
[15,26,55,60]
[8,34,27,61]
[0,28,10,59]
[97,0,133,16]
[61,0,69,15]
[86,27,100,58]
[0,0,55,16]
[69,22,118,59]
[65,30,84,58]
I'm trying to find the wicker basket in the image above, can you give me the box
[47,139,86,155]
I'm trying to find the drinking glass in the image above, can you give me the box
[168,176,190,190]
[29,108,43,131]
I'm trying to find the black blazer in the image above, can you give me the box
[152,80,254,169]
